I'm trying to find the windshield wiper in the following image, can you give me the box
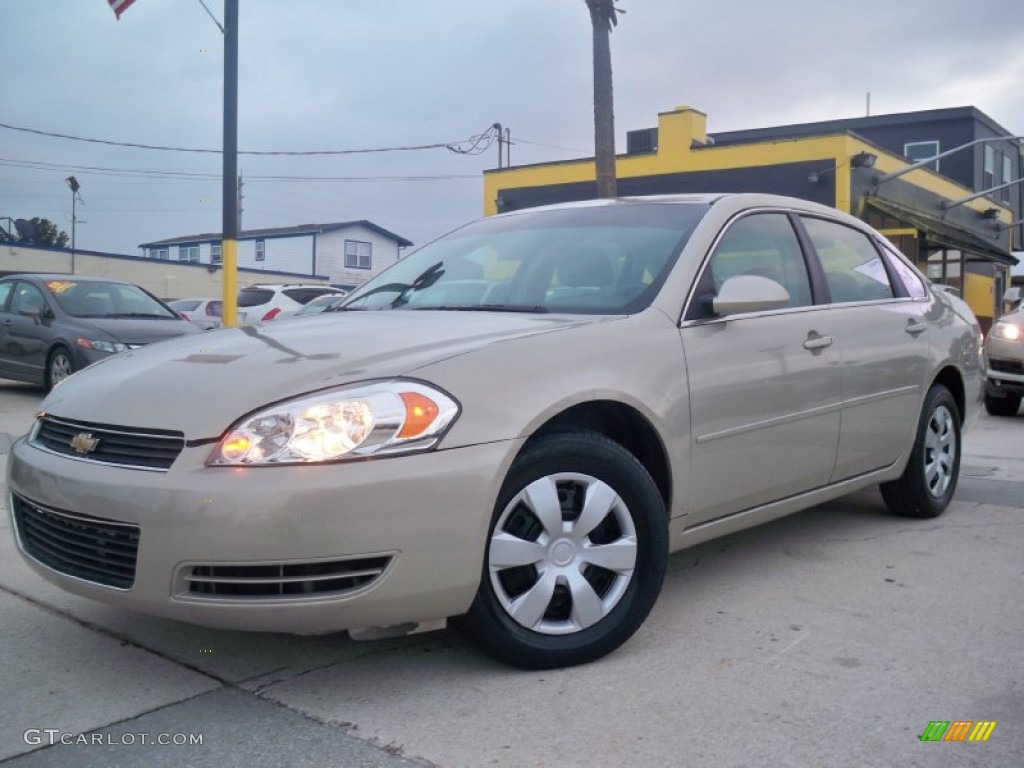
[411,304,549,314]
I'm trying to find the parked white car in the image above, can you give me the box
[237,284,347,323]
[8,194,983,669]
[168,298,222,330]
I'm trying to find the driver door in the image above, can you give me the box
[680,212,842,524]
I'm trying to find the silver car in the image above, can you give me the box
[983,308,1024,416]
[7,194,983,669]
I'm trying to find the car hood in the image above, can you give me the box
[41,311,608,436]
[73,316,200,344]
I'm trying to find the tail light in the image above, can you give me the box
[261,307,282,321]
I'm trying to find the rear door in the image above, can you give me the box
[680,211,842,523]
[797,215,930,480]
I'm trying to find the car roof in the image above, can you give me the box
[1,273,136,284]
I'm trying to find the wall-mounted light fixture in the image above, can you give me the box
[850,151,877,169]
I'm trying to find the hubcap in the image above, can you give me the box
[488,473,637,636]
[923,404,956,498]
[51,355,72,384]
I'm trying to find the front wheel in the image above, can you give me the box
[462,432,668,669]
[46,346,75,391]
[984,391,1021,417]
[881,385,961,519]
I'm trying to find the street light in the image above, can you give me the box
[65,175,81,273]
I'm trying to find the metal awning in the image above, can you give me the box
[865,197,1018,266]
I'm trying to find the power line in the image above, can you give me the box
[0,157,479,184]
[0,121,498,157]
[515,136,590,154]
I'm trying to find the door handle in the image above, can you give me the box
[905,319,928,335]
[803,332,834,351]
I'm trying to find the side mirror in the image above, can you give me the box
[712,275,791,316]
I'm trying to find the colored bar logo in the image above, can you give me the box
[920,721,997,742]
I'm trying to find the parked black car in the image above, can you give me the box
[0,274,199,390]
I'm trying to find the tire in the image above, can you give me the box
[984,391,1021,417]
[462,432,668,669]
[881,385,961,519]
[46,346,75,391]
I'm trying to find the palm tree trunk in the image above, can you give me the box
[588,2,617,198]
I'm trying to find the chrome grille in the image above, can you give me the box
[32,414,185,471]
[12,494,139,589]
[183,556,391,599]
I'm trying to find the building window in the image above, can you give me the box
[984,145,996,189]
[345,240,372,270]
[211,244,222,264]
[150,247,169,260]
[904,141,939,172]
[255,239,265,261]
[178,245,199,263]
[1002,155,1013,202]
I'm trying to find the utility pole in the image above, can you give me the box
[221,0,239,326]
[237,171,244,231]
[493,124,503,169]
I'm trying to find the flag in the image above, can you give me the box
[108,0,137,19]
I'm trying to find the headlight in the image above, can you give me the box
[209,380,459,465]
[76,338,127,353]
[991,322,1021,342]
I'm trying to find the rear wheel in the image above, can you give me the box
[984,391,1021,417]
[881,385,961,519]
[46,346,74,391]
[463,432,667,669]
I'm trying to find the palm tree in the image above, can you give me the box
[585,0,624,198]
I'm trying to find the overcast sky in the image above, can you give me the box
[2,0,1022,257]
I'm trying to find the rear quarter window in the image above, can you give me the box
[801,217,894,303]
[238,289,274,307]
[880,244,928,299]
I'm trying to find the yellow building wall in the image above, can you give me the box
[485,106,1012,224]
[963,271,995,321]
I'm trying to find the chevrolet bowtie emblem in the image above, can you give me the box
[70,432,99,455]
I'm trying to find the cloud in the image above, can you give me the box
[1,0,1021,256]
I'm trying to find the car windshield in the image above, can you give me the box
[45,280,178,319]
[340,203,707,315]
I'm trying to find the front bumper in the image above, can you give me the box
[8,435,520,634]
[984,342,1024,396]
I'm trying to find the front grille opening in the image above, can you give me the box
[185,556,391,598]
[32,415,185,471]
[989,358,1024,375]
[12,494,139,589]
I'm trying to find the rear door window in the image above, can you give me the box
[801,217,894,303]
[283,288,335,304]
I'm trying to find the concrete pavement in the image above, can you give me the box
[0,379,1021,767]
